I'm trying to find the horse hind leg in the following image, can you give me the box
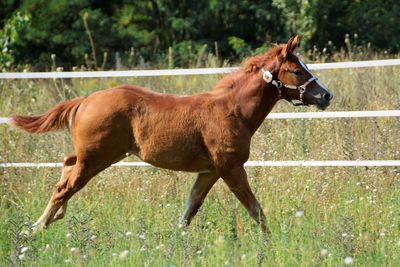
[180,171,219,227]
[50,155,77,222]
[33,150,117,230]
[31,155,76,232]
[30,147,125,233]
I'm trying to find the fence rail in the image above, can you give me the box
[1,59,399,79]
[1,110,399,124]
[1,58,399,168]
[1,160,400,168]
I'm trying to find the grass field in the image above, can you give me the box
[0,61,399,266]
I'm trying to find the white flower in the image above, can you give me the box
[138,233,145,240]
[125,231,133,237]
[295,210,304,218]
[320,248,328,257]
[18,254,25,260]
[344,256,354,265]
[20,246,29,253]
[66,233,72,239]
[70,247,77,252]
[119,250,129,260]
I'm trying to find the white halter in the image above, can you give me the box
[261,68,318,104]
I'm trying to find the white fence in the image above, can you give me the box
[1,59,399,168]
[1,160,400,168]
[1,59,400,79]
[1,110,399,124]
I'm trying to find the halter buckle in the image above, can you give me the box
[262,69,273,83]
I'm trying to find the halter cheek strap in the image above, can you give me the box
[261,68,318,105]
[262,69,283,100]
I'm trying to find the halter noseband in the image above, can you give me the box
[262,68,318,105]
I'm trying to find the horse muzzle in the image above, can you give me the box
[314,90,333,110]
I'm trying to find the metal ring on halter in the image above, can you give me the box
[298,85,306,102]
[274,80,282,88]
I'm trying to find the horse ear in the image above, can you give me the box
[281,35,299,59]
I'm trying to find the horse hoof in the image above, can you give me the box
[19,229,31,237]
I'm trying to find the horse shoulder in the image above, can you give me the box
[201,103,251,168]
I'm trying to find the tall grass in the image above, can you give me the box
[0,51,399,266]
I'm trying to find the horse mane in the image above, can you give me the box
[213,44,284,92]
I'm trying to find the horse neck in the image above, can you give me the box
[230,71,280,134]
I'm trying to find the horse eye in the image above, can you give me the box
[293,69,302,76]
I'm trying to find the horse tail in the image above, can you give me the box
[11,97,85,133]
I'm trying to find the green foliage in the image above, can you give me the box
[273,0,400,53]
[228,36,251,58]
[0,0,399,70]
[0,12,31,71]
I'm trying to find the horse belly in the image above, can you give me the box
[136,134,213,172]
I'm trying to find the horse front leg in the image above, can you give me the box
[180,172,219,227]
[220,166,270,245]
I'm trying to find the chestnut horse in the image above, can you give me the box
[11,36,332,242]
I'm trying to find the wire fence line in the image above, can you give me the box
[0,59,399,79]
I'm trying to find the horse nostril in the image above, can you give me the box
[323,92,332,101]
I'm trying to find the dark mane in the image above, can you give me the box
[213,45,284,92]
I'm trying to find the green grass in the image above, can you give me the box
[0,62,399,266]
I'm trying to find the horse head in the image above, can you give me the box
[260,36,333,110]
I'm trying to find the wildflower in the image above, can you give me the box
[241,254,246,260]
[140,247,146,252]
[320,248,328,257]
[112,252,117,257]
[64,259,71,263]
[119,250,129,260]
[18,254,25,260]
[196,250,202,255]
[295,210,304,218]
[138,233,145,240]
[344,256,354,265]
[20,246,29,253]
[125,231,133,237]
[70,247,77,252]
[66,233,72,239]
